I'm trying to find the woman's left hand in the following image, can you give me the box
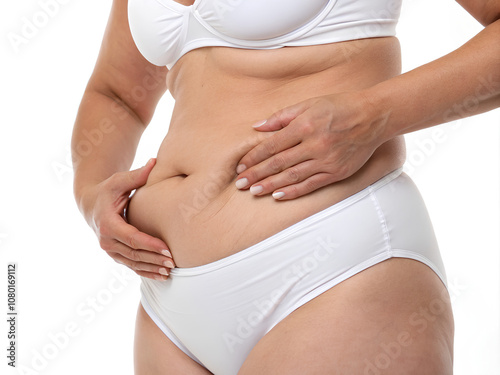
[234,91,389,200]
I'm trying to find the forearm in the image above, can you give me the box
[364,19,500,142]
[71,87,145,212]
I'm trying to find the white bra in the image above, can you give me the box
[128,0,401,69]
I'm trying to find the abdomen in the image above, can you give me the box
[127,38,406,267]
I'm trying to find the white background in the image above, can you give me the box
[1,0,499,374]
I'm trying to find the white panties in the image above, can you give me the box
[140,167,447,375]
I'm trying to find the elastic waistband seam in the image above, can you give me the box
[368,186,393,256]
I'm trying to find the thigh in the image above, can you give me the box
[238,258,455,375]
[134,303,213,375]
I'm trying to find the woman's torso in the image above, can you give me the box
[127,37,406,267]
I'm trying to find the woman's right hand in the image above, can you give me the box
[80,158,175,281]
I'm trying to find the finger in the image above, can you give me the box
[137,271,169,281]
[236,122,303,179]
[112,253,170,281]
[271,173,335,201]
[113,251,171,275]
[110,158,157,193]
[110,240,175,268]
[246,159,321,196]
[109,217,171,257]
[251,100,311,132]
[236,104,312,173]
[236,144,312,190]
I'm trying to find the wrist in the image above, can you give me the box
[357,86,397,145]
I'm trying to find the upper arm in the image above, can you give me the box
[87,0,168,125]
[455,0,500,26]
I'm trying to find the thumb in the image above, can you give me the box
[118,158,156,192]
[251,101,309,132]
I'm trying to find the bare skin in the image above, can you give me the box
[72,0,499,373]
[126,37,407,268]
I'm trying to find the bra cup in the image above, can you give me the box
[128,0,185,66]
[197,0,330,40]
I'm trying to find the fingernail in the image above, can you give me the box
[154,275,167,281]
[252,120,267,128]
[163,260,175,268]
[236,164,247,173]
[272,191,285,200]
[159,268,169,276]
[235,178,249,189]
[250,185,263,195]
[161,249,172,257]
[145,158,154,167]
